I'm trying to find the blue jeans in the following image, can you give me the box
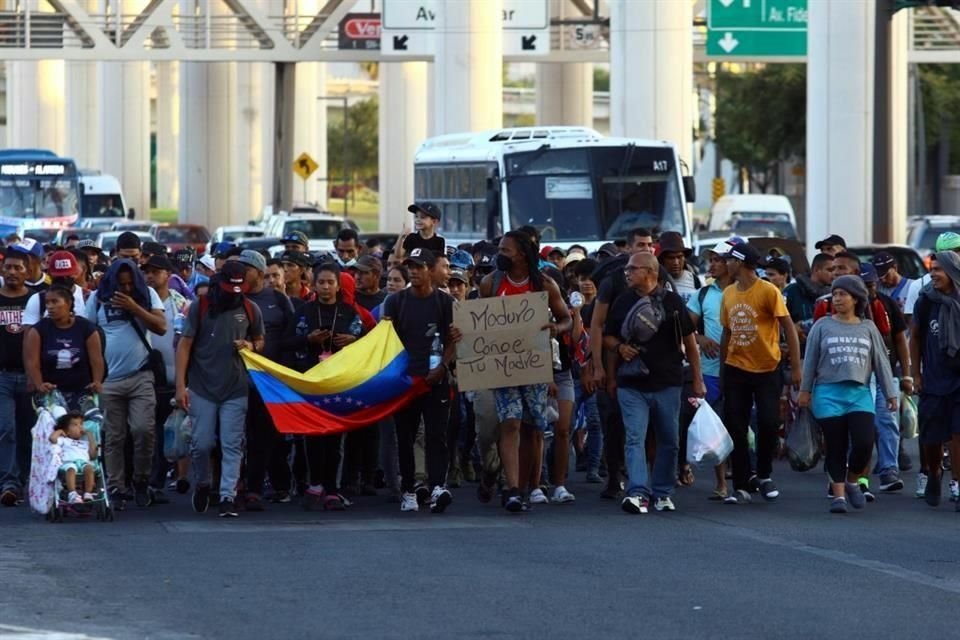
[189,392,248,501]
[574,379,603,473]
[0,371,30,492]
[872,376,900,474]
[617,386,681,499]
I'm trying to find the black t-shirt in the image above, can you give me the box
[355,289,387,312]
[603,288,694,391]
[383,288,454,377]
[0,290,32,371]
[402,233,446,257]
[913,294,960,396]
[36,317,97,392]
[246,288,294,364]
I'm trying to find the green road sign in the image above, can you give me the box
[707,0,807,57]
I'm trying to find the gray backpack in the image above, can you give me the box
[619,288,667,345]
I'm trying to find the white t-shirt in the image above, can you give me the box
[22,285,89,325]
[58,435,90,464]
[673,270,699,305]
[903,275,929,317]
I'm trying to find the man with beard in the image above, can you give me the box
[176,261,264,518]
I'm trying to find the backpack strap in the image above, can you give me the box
[696,286,710,336]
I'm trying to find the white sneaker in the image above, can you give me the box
[654,496,676,512]
[551,485,575,504]
[67,491,83,504]
[82,492,96,502]
[950,480,959,502]
[528,488,549,504]
[916,473,928,499]
[430,486,452,513]
[400,492,419,512]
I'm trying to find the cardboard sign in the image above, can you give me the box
[453,292,553,392]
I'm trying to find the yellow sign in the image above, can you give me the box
[293,152,319,181]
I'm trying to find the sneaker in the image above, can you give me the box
[271,490,292,504]
[925,472,942,507]
[528,488,549,505]
[585,472,603,484]
[400,492,419,512]
[758,478,780,501]
[324,494,347,511]
[244,493,266,512]
[916,472,928,499]
[218,498,239,518]
[67,491,83,504]
[621,495,649,514]
[175,478,190,495]
[503,487,525,513]
[302,487,326,511]
[951,480,959,502]
[654,496,676,512]
[192,484,211,514]
[879,472,904,493]
[0,488,17,507]
[551,486,576,504]
[723,489,752,505]
[430,486,452,513]
[858,478,876,503]
[133,480,151,508]
[845,482,866,509]
[82,492,96,502]
[830,497,849,514]
[414,482,430,506]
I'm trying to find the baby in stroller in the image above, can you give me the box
[49,412,98,505]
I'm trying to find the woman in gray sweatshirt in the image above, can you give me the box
[798,275,898,514]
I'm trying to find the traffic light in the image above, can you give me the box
[894,0,960,12]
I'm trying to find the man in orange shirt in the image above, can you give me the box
[720,242,801,505]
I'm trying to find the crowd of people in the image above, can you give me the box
[0,203,956,518]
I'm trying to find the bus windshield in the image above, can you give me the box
[504,146,685,242]
[0,160,79,221]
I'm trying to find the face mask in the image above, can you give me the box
[495,254,513,272]
[338,257,356,268]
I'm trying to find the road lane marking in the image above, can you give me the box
[161,516,532,534]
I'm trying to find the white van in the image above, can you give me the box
[708,194,798,239]
[78,172,131,230]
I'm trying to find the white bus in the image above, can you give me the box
[78,171,131,230]
[413,127,696,249]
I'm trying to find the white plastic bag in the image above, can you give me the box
[686,400,734,466]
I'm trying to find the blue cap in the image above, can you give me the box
[211,242,235,257]
[12,238,44,259]
[859,263,879,284]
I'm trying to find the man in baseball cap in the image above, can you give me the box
[813,234,846,257]
[402,247,436,269]
[282,231,310,253]
[116,231,143,261]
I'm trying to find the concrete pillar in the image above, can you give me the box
[5,61,66,152]
[155,62,180,210]
[889,10,909,245]
[535,63,593,127]
[806,0,875,248]
[379,62,428,233]
[293,62,328,207]
[179,63,233,229]
[232,63,275,223]
[432,0,503,136]
[65,61,100,169]
[609,0,693,166]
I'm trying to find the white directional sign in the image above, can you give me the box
[381,0,550,57]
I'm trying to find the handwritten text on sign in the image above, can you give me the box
[453,292,553,392]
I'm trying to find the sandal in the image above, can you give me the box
[708,489,728,501]
[679,466,695,487]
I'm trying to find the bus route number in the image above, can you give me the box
[652,160,669,172]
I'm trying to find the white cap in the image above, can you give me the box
[199,255,216,271]
[704,239,735,259]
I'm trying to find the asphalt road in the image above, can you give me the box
[2,445,959,639]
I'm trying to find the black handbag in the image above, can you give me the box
[131,319,168,388]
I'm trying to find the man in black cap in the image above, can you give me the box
[395,202,446,261]
[283,231,310,254]
[116,231,143,262]
[720,241,801,504]
[872,251,914,314]
[382,248,457,513]
[814,234,846,257]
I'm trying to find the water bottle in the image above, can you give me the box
[173,312,185,335]
[429,332,442,370]
[570,291,584,308]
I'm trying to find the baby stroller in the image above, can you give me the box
[29,391,114,522]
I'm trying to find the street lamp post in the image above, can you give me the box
[317,95,349,219]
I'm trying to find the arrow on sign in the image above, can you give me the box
[521,34,536,50]
[393,34,409,50]
[717,32,739,53]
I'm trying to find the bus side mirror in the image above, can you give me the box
[682,177,696,203]
[127,208,135,219]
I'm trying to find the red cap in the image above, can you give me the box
[539,245,553,259]
[48,251,78,278]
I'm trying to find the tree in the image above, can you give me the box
[327,97,379,184]
[919,64,960,173]
[715,64,806,192]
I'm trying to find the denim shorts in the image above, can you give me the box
[553,370,575,403]
[494,383,549,431]
[59,460,99,475]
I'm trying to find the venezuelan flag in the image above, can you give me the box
[240,321,429,435]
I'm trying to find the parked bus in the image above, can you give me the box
[0,149,80,238]
[412,127,696,249]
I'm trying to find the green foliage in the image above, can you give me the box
[919,64,960,173]
[594,67,609,92]
[327,97,379,181]
[715,64,806,191]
